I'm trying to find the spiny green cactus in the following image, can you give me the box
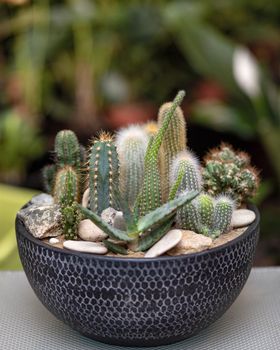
[203,143,260,205]
[212,195,235,237]
[88,132,120,215]
[170,151,202,228]
[42,164,56,194]
[55,130,81,169]
[135,90,186,218]
[53,166,80,207]
[61,202,80,240]
[159,102,186,201]
[177,193,234,238]
[116,125,149,209]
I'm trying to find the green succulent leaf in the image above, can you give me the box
[103,240,128,255]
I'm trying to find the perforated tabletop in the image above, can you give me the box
[0,268,279,350]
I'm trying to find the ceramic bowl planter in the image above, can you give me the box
[16,205,259,347]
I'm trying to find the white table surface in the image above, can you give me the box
[0,267,279,350]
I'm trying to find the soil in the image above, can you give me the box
[43,226,247,257]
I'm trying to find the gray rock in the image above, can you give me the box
[168,230,212,256]
[63,240,108,254]
[78,219,108,242]
[30,193,54,206]
[145,229,183,258]
[101,207,126,230]
[231,209,256,228]
[18,204,62,239]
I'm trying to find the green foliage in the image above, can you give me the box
[158,102,186,200]
[88,132,120,215]
[116,125,148,209]
[178,193,234,238]
[203,143,260,205]
[135,90,186,218]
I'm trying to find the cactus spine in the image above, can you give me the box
[212,195,235,237]
[159,102,186,201]
[116,125,149,209]
[88,132,119,215]
[55,130,81,169]
[135,90,186,218]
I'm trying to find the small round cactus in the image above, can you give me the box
[202,143,259,205]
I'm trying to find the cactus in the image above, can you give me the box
[159,102,186,201]
[170,151,203,228]
[53,166,80,207]
[212,195,235,237]
[42,164,56,194]
[177,193,234,238]
[55,130,81,169]
[88,132,120,215]
[202,143,260,205]
[61,202,80,240]
[135,90,186,218]
[116,125,149,209]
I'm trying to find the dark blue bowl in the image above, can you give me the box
[16,204,259,347]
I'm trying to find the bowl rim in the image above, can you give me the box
[16,203,259,263]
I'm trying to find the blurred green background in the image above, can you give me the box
[0,0,279,269]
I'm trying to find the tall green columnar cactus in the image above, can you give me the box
[135,90,186,218]
[53,166,80,206]
[159,102,186,201]
[55,130,81,169]
[203,143,260,205]
[88,132,119,215]
[170,151,202,228]
[116,125,149,209]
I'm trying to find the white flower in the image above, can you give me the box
[233,47,260,98]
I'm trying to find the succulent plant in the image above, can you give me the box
[53,166,80,207]
[55,130,81,169]
[116,125,149,209]
[202,143,260,205]
[158,102,186,201]
[87,132,120,215]
[135,90,186,218]
[42,164,56,194]
[177,193,234,238]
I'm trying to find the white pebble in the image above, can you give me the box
[145,229,183,258]
[78,219,108,242]
[49,238,60,244]
[231,209,256,228]
[63,240,108,254]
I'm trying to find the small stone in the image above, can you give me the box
[78,219,108,242]
[63,240,108,254]
[167,230,212,256]
[145,229,183,258]
[31,193,54,206]
[17,204,62,239]
[49,237,60,244]
[101,208,126,229]
[231,209,256,228]
[82,188,90,208]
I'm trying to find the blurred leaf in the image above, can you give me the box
[191,100,257,138]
